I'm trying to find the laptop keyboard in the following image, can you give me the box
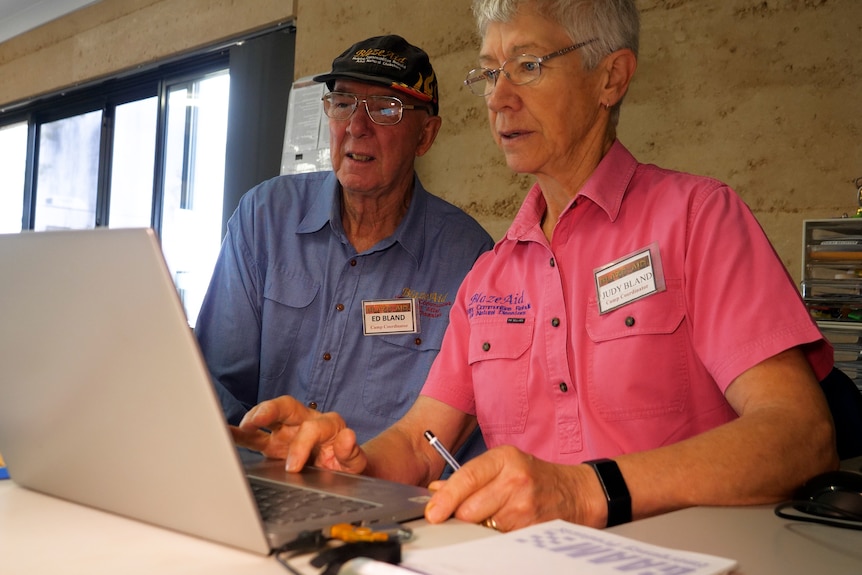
[251,480,378,525]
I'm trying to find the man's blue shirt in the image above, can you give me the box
[195,171,493,444]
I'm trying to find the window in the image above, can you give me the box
[34,110,102,231]
[109,97,158,229]
[0,26,295,326]
[0,53,231,326]
[160,72,230,327]
[0,122,27,233]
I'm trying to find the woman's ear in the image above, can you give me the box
[601,49,637,108]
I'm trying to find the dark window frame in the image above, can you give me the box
[1,51,229,233]
[0,22,296,237]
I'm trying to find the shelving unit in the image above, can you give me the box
[802,218,862,389]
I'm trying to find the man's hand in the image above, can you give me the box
[230,396,368,473]
[229,396,310,458]
[423,445,605,531]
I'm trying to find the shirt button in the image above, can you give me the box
[307,401,318,410]
[335,303,345,311]
[323,352,332,361]
[559,382,568,392]
[482,342,491,352]
[550,257,556,267]
[350,259,357,267]
[551,317,560,327]
[414,338,422,345]
[625,316,635,327]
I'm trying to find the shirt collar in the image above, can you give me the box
[297,171,427,266]
[505,140,638,242]
[297,171,340,234]
[391,176,428,266]
[576,140,638,222]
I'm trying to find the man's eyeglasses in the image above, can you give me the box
[321,92,432,125]
[463,38,598,96]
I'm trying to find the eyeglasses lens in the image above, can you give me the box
[465,56,542,96]
[506,56,542,85]
[465,70,495,96]
[322,93,403,125]
[366,98,402,124]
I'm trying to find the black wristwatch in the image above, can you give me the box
[584,458,632,527]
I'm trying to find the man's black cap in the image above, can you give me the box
[313,34,439,115]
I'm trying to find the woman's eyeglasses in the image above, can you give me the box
[463,38,598,96]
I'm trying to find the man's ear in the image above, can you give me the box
[416,114,442,157]
[601,48,637,108]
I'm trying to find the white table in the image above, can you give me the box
[0,479,493,574]
[607,457,862,575]
[0,480,285,574]
[609,504,862,574]
[3,465,861,574]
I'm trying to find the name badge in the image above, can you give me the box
[362,298,419,335]
[594,243,666,314]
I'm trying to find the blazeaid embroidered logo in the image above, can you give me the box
[401,287,448,304]
[401,287,452,319]
[467,290,531,319]
[352,49,409,71]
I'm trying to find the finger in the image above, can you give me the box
[238,396,309,430]
[325,428,366,473]
[229,425,276,454]
[424,454,500,524]
[285,412,348,472]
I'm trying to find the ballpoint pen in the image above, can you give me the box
[423,430,499,530]
[423,430,461,472]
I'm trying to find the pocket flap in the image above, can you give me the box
[586,283,684,343]
[468,316,534,364]
[263,270,318,308]
[377,332,439,353]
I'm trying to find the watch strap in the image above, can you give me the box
[584,458,632,527]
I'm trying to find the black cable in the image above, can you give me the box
[271,529,330,573]
[274,552,305,575]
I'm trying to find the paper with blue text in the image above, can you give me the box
[402,519,736,575]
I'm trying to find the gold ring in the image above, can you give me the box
[480,516,499,530]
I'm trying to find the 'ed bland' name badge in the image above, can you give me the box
[594,243,666,314]
[362,298,419,335]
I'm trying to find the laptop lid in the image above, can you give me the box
[0,228,429,554]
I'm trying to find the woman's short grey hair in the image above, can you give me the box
[471,0,639,69]
[471,0,640,127]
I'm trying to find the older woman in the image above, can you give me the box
[233,0,837,531]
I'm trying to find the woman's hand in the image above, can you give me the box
[424,445,605,531]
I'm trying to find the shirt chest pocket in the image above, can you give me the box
[584,281,690,420]
[260,272,319,380]
[361,332,440,421]
[468,317,534,434]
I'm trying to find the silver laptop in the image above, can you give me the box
[0,227,430,555]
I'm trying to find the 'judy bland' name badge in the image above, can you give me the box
[362,298,419,335]
[594,243,666,314]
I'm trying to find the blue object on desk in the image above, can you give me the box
[0,467,9,480]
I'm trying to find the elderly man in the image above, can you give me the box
[196,35,493,456]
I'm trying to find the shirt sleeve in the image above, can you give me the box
[420,258,486,414]
[683,183,832,389]
[195,201,264,425]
